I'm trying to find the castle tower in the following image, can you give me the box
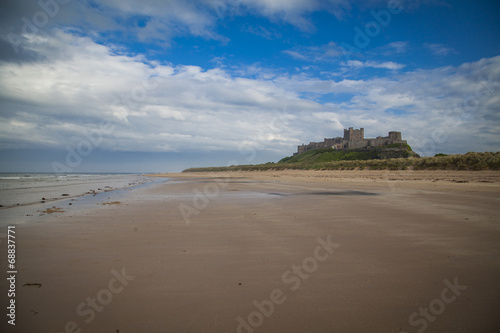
[388,131,402,141]
[343,127,364,141]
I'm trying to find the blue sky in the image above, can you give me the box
[0,0,499,172]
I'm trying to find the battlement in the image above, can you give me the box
[295,128,407,155]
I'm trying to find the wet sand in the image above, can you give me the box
[2,170,500,332]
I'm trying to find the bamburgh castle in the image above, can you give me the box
[295,127,407,155]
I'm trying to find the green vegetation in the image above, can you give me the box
[377,143,413,151]
[182,151,500,172]
[278,148,380,164]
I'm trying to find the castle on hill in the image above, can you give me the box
[295,127,407,156]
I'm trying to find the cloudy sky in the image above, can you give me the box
[0,0,499,173]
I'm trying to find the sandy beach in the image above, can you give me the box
[2,170,500,332]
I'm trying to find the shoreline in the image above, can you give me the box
[2,171,499,332]
[0,175,168,227]
[0,174,154,209]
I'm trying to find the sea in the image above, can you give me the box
[0,173,166,227]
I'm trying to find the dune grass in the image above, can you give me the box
[182,151,500,172]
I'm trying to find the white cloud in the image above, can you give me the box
[0,0,446,56]
[0,30,307,154]
[369,41,410,56]
[344,60,406,70]
[1,30,499,159]
[282,50,309,61]
[242,24,282,40]
[283,41,344,62]
[233,0,353,30]
[284,44,406,71]
[424,43,457,56]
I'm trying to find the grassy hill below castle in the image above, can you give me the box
[279,144,417,164]
[182,150,500,172]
